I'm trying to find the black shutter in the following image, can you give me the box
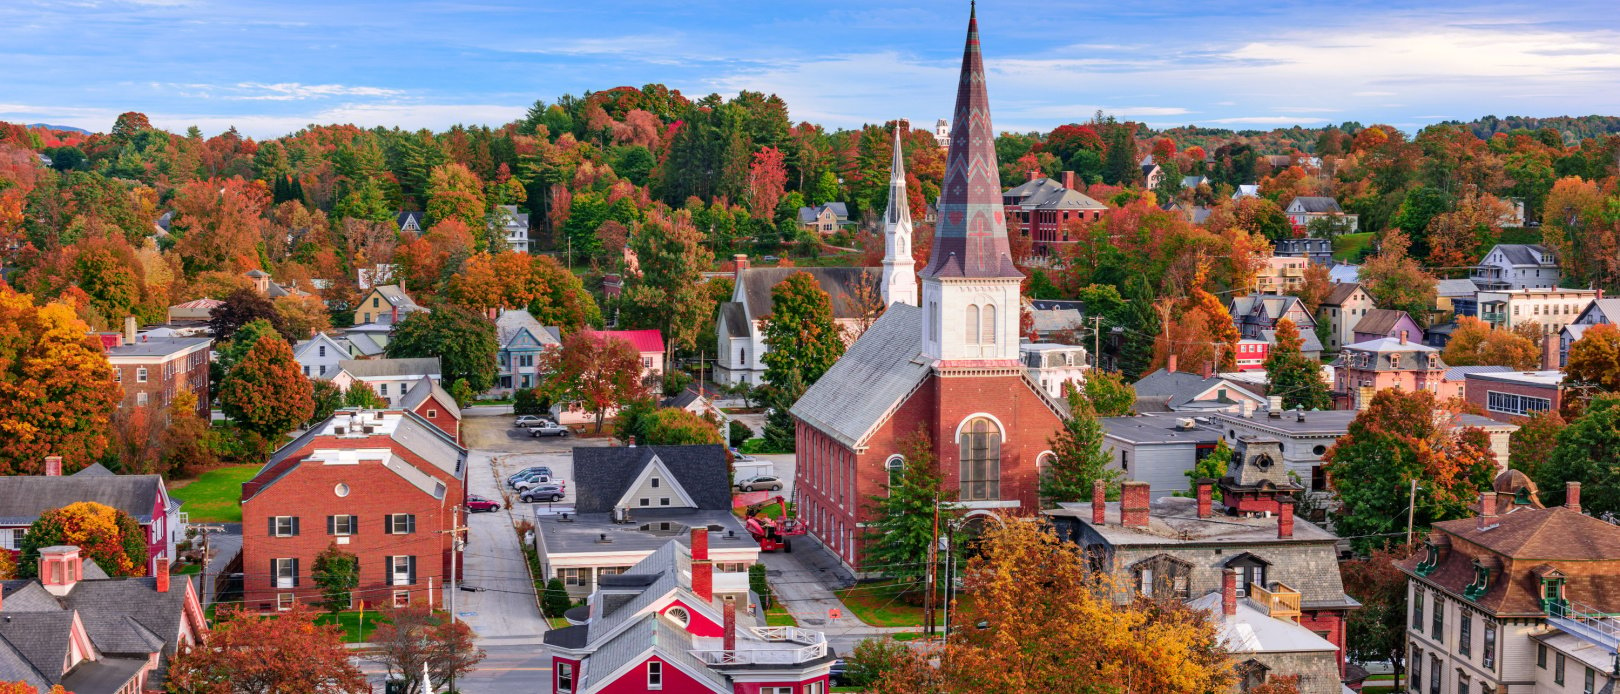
[386,514,396,535]
[351,515,358,535]
[267,517,275,537]
[407,514,416,534]
[292,558,300,588]
[327,516,334,535]
[292,517,300,536]
[407,556,416,585]
[270,559,277,588]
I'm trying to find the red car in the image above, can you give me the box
[466,495,501,513]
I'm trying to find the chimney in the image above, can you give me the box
[723,599,737,652]
[1566,482,1582,513]
[1121,481,1150,528]
[1399,330,1408,345]
[1278,499,1295,539]
[1167,354,1179,374]
[123,316,136,345]
[733,254,749,284]
[1091,479,1106,525]
[628,436,637,448]
[1542,333,1560,371]
[1221,568,1237,616]
[1196,479,1213,519]
[1027,169,1039,183]
[156,558,170,593]
[1061,171,1076,191]
[1202,361,1214,379]
[1478,491,1498,530]
[44,456,62,477]
[690,528,712,602]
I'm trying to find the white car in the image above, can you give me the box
[513,415,552,428]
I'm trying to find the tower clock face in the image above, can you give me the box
[1253,454,1273,470]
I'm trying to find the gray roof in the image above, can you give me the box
[1289,196,1343,214]
[571,445,731,514]
[719,302,749,339]
[1443,365,1511,381]
[338,357,441,379]
[372,285,425,311]
[1133,369,1260,410]
[250,410,466,501]
[1577,299,1620,324]
[1436,278,1480,297]
[1005,178,1106,211]
[1351,309,1418,337]
[796,203,849,223]
[0,611,73,685]
[1328,264,1360,283]
[0,634,48,690]
[0,474,165,524]
[1230,294,1311,323]
[1490,243,1552,266]
[1259,327,1324,354]
[73,464,115,477]
[790,304,932,449]
[735,267,880,321]
[61,658,147,694]
[536,509,752,558]
[1213,409,1512,437]
[105,337,210,359]
[1101,415,1221,446]
[343,331,386,356]
[399,376,461,420]
[59,576,196,665]
[495,309,558,349]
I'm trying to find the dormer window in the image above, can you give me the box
[1389,354,1401,369]
[1540,574,1568,611]
[1465,560,1491,600]
[1416,542,1441,576]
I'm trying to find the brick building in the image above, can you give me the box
[1000,170,1107,255]
[790,7,1067,574]
[1333,334,1446,410]
[239,409,466,612]
[104,318,210,419]
[1463,370,1564,423]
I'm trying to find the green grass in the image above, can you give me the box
[548,616,571,629]
[174,563,202,575]
[787,251,864,268]
[1332,232,1375,262]
[314,610,387,643]
[834,580,933,628]
[170,463,261,523]
[765,604,797,627]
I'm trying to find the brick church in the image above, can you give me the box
[790,3,1067,574]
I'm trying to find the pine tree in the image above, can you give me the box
[861,428,951,589]
[1264,318,1332,411]
[1040,386,1121,505]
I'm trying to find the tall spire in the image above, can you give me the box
[881,125,917,307]
[922,0,1020,280]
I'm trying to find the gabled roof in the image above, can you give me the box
[1260,327,1323,354]
[0,474,165,524]
[1487,243,1553,266]
[293,333,350,362]
[1288,196,1342,214]
[1436,278,1481,297]
[399,376,461,421]
[718,302,749,339]
[790,304,932,449]
[1401,505,1620,615]
[1229,295,1314,326]
[734,267,881,321]
[1575,299,1620,325]
[1005,178,1106,211]
[170,298,224,311]
[246,410,466,502]
[572,445,730,514]
[338,357,441,379]
[105,336,211,359]
[370,285,425,312]
[343,331,386,357]
[1351,308,1419,337]
[1322,282,1366,307]
[395,211,426,229]
[583,329,664,355]
[1132,369,1266,411]
[0,611,73,686]
[495,310,560,349]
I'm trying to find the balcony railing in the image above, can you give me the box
[1546,599,1620,654]
[1249,582,1302,620]
[690,627,829,666]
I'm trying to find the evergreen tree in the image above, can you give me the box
[1535,395,1620,516]
[311,544,359,616]
[760,370,803,453]
[1040,386,1121,505]
[860,428,952,590]
[385,307,499,394]
[1264,318,1332,411]
[1101,121,1139,186]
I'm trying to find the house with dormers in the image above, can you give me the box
[0,547,207,694]
[1230,294,1323,359]
[536,445,756,598]
[543,532,832,694]
[239,409,466,613]
[492,309,561,396]
[1045,447,1359,694]
[796,203,849,235]
[292,333,351,380]
[0,458,181,577]
[353,285,427,326]
[1558,296,1619,367]
[1470,243,1560,291]
[330,357,442,407]
[1398,472,1620,694]
[1333,334,1446,410]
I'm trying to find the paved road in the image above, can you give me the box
[356,644,553,693]
[194,523,240,606]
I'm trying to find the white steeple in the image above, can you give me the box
[880,126,918,307]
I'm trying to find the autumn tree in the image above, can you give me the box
[1083,369,1137,416]
[1564,323,1620,402]
[372,602,486,694]
[1359,230,1436,322]
[166,604,369,694]
[1041,385,1120,505]
[860,428,950,594]
[1325,390,1498,552]
[545,331,647,432]
[19,501,148,577]
[1508,409,1564,482]
[876,518,1232,693]
[618,208,715,355]
[170,177,270,274]
[219,334,316,443]
[1265,318,1332,411]
[1440,316,1539,369]
[1424,191,1512,268]
[0,287,121,475]
[444,252,600,332]
[0,683,71,694]
[761,272,845,387]
[1541,176,1620,291]
[310,379,345,422]
[272,294,331,340]
[425,163,487,231]
[1341,545,1416,686]
[748,146,788,219]
[311,544,359,616]
[386,307,499,394]
[639,407,724,446]
[209,287,288,343]
[1535,395,1620,516]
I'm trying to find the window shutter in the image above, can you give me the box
[352,515,358,535]
[270,559,277,588]
[292,558,300,587]
[327,516,335,535]
[407,515,416,534]
[386,514,395,534]
[408,556,417,585]
[291,517,300,536]
[267,517,276,536]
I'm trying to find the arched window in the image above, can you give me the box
[1131,554,1192,599]
[959,417,1001,501]
[982,304,996,345]
[1036,451,1056,481]
[665,606,690,626]
[965,305,980,344]
[885,455,905,493]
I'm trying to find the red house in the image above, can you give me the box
[1002,170,1107,255]
[0,457,181,577]
[544,529,833,693]
[789,5,1067,573]
[239,409,466,612]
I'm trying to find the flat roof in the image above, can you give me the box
[536,509,756,557]
[1045,496,1338,545]
[1465,370,1564,387]
[1101,415,1222,445]
[106,336,211,359]
[1215,409,1512,436]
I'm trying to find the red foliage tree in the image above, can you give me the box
[165,604,369,694]
[748,146,788,219]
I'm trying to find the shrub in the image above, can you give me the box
[542,578,572,618]
[728,421,752,448]
[846,637,911,687]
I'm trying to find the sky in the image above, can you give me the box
[4,0,1620,139]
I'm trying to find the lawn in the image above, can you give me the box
[740,438,792,455]
[834,580,940,628]
[170,463,261,523]
[314,610,387,643]
[765,604,797,627]
[1332,232,1375,262]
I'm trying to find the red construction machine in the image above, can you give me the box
[743,495,805,552]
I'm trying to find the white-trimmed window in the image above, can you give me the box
[804,683,824,694]
[0,529,22,551]
[885,455,904,492]
[113,368,121,382]
[665,606,690,626]
[303,366,311,376]
[329,515,355,536]
[387,514,416,535]
[965,305,980,343]
[959,417,1002,501]
[319,365,327,375]
[379,383,389,397]
[136,367,148,383]
[557,662,575,693]
[388,555,415,586]
[273,558,297,589]
[647,661,663,690]
[560,568,587,587]
[277,593,295,611]
[427,409,437,418]
[136,392,149,407]
[1486,391,1551,417]
[393,590,411,608]
[270,516,298,537]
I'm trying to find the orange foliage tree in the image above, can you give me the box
[170,177,271,274]
[19,501,148,577]
[1440,316,1539,370]
[218,333,316,442]
[0,286,121,476]
[166,604,369,694]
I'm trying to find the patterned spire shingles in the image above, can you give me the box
[922,3,1022,280]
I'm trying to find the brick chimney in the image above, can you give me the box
[44,456,62,477]
[1542,333,1560,371]
[1027,169,1040,183]
[1566,481,1582,513]
[723,599,737,652]
[1167,354,1179,374]
[733,254,749,285]
[1061,171,1076,191]
[1277,499,1295,539]
[1121,481,1150,528]
[156,558,170,593]
[1221,568,1237,617]
[690,528,712,602]
[1202,361,1214,379]
[1399,330,1408,345]
[1196,479,1213,519]
[1478,491,1498,530]
[123,316,137,345]
[1091,479,1106,525]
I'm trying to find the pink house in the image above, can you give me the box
[1333,334,1447,410]
[0,457,180,576]
[1350,309,1424,345]
[584,329,666,381]
[544,530,833,693]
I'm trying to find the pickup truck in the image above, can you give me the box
[530,423,570,438]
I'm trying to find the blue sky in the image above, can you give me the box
[4,0,1620,138]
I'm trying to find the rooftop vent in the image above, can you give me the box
[334,426,347,435]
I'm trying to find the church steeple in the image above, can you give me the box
[881,126,918,307]
[919,3,1022,364]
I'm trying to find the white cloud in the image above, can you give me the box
[0,101,529,138]
[1203,116,1331,125]
[230,83,404,101]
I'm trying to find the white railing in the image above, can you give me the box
[689,628,828,665]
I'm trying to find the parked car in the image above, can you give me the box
[465,495,501,513]
[735,475,783,492]
[529,422,570,437]
[507,466,553,483]
[763,255,779,262]
[513,415,552,428]
[514,475,566,493]
[520,484,566,503]
[507,471,554,489]
[828,660,847,686]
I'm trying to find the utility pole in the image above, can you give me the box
[441,505,468,694]
[925,501,939,636]
[1406,480,1419,546]
[1088,316,1104,368]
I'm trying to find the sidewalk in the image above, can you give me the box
[757,536,919,654]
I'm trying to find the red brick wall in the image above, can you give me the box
[112,349,210,419]
[1299,609,1348,675]
[412,399,460,443]
[930,371,1064,513]
[1465,378,1563,423]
